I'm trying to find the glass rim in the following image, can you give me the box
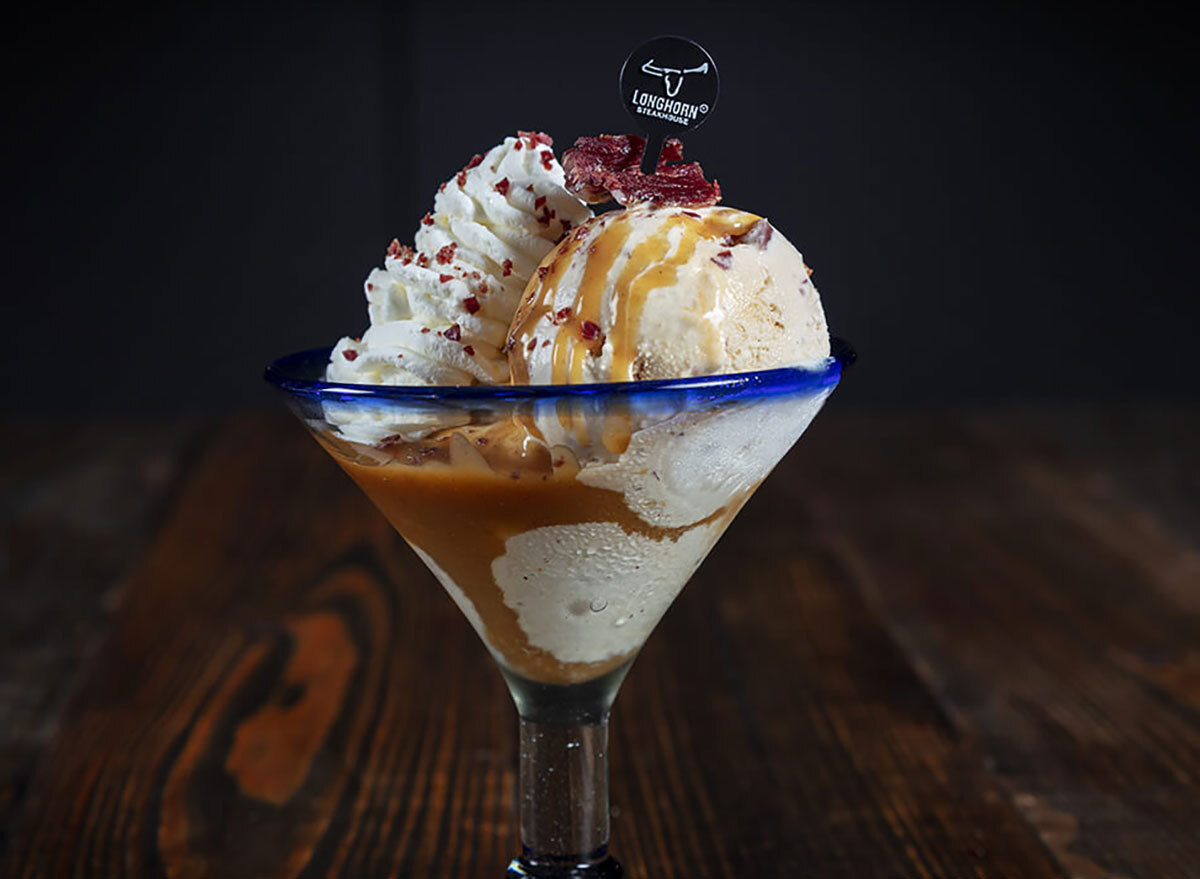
[264,345,846,403]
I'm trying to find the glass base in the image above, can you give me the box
[506,853,624,878]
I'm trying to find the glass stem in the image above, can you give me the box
[503,664,629,878]
[518,716,611,869]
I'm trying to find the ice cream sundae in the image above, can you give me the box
[307,131,834,686]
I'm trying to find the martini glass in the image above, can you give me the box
[265,347,843,877]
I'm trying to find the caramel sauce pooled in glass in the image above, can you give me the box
[317,418,739,685]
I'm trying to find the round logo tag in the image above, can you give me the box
[620,36,719,173]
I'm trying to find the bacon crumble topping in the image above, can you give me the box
[711,250,733,270]
[502,259,514,276]
[342,349,358,361]
[388,241,415,264]
[562,134,721,207]
[495,177,510,196]
[463,296,480,314]
[519,130,553,149]
[725,218,773,249]
[438,273,453,283]
[421,212,434,226]
[435,243,457,265]
[463,345,475,356]
[444,323,462,342]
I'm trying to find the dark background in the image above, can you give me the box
[4,0,1197,412]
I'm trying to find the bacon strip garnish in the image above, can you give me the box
[562,134,720,207]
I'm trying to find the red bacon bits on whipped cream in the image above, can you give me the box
[519,130,553,148]
[326,132,594,396]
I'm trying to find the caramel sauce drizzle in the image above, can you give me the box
[507,208,761,452]
[510,208,763,385]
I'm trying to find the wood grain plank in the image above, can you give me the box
[3,414,519,879]
[792,407,1200,878]
[611,488,1065,877]
[8,409,1190,876]
[0,417,203,853]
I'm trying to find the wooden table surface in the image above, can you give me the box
[2,407,1198,878]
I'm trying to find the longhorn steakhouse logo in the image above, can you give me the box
[629,57,712,127]
[640,58,710,98]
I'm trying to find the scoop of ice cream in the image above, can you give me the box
[506,205,830,385]
[327,132,592,390]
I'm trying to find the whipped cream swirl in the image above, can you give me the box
[327,133,592,390]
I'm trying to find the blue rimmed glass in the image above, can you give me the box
[265,347,844,877]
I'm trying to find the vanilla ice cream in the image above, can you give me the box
[506,205,829,385]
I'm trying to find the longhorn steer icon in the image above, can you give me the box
[640,59,710,98]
